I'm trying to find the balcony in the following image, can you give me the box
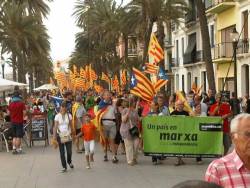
[171,58,179,67]
[185,11,197,26]
[206,0,236,14]
[183,50,203,65]
[237,39,250,54]
[128,48,137,58]
[164,38,173,50]
[211,42,233,63]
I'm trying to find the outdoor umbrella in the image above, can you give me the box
[0,78,28,92]
[33,84,58,91]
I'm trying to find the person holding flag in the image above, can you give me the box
[99,90,119,163]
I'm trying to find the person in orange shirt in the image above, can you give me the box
[76,114,96,169]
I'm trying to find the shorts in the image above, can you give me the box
[84,140,95,155]
[12,124,24,138]
[103,124,116,139]
[76,128,81,135]
[114,131,123,145]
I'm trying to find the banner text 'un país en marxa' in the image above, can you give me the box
[142,116,223,158]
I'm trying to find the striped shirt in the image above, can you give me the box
[205,150,250,188]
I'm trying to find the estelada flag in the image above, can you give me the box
[148,33,164,64]
[130,73,153,102]
[132,67,155,96]
[154,67,168,92]
[101,72,110,83]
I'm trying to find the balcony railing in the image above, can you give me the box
[206,0,236,14]
[183,50,203,65]
[237,39,250,54]
[128,48,137,57]
[211,42,233,60]
[171,58,179,67]
[164,38,173,49]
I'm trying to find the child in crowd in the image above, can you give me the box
[77,114,96,169]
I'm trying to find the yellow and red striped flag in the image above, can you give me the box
[132,67,155,96]
[148,33,164,64]
[112,75,120,92]
[80,68,86,79]
[89,64,98,81]
[144,63,159,74]
[101,72,110,83]
[85,65,90,81]
[121,70,127,86]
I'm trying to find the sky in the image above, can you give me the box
[45,0,79,62]
[45,0,128,62]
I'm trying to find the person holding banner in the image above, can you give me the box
[205,113,250,187]
[120,97,140,166]
[170,100,189,166]
[209,93,232,155]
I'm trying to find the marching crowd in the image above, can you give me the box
[2,86,250,187]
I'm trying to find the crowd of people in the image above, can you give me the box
[2,86,250,187]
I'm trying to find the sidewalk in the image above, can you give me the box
[0,143,212,188]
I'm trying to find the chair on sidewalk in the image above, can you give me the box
[0,122,11,152]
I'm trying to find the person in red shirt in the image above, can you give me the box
[8,89,26,154]
[77,114,96,169]
[209,93,232,155]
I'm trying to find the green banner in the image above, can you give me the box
[142,116,223,158]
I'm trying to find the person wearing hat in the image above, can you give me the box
[209,93,232,155]
[72,95,86,153]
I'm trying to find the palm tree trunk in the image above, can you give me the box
[12,54,17,81]
[124,34,128,65]
[196,0,216,92]
[17,55,26,83]
[143,20,154,63]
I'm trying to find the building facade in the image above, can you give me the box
[167,0,250,97]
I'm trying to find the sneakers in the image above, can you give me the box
[104,155,108,162]
[86,165,91,169]
[112,156,119,163]
[12,149,17,155]
[69,163,74,169]
[61,168,67,173]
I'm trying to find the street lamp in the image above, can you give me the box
[230,27,239,98]
[1,57,5,79]
[1,57,5,99]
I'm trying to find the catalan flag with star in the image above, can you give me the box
[154,67,168,92]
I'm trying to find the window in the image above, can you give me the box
[242,10,248,39]
[176,74,179,90]
[182,37,184,56]
[182,75,185,92]
[176,40,179,65]
[187,72,192,92]
[210,25,214,47]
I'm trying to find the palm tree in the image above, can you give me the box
[196,0,216,92]
[124,0,188,63]
[0,0,52,84]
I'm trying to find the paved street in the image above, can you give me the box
[0,142,214,188]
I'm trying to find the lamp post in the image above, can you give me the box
[1,57,5,79]
[1,57,5,99]
[230,27,239,99]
